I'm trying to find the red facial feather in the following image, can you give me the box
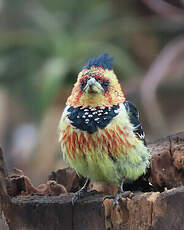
[74,91,83,105]
[104,91,112,104]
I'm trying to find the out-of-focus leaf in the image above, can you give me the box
[1,0,181,116]
[38,57,68,108]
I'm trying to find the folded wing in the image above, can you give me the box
[123,100,146,146]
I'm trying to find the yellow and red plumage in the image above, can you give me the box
[58,53,150,203]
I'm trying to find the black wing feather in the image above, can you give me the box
[123,100,146,145]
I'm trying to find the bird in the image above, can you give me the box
[58,53,150,206]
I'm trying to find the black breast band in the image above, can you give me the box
[67,105,120,134]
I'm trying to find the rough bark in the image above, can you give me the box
[1,131,184,230]
[104,186,184,230]
[0,211,9,230]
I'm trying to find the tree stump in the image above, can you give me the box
[1,132,184,230]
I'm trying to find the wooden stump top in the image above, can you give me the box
[1,131,184,230]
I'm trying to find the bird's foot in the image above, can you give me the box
[113,190,131,208]
[103,194,114,201]
[72,189,97,205]
[103,191,131,208]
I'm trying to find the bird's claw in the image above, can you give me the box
[103,194,120,208]
[72,191,81,206]
[113,191,132,208]
[103,191,132,208]
[113,194,122,208]
[103,195,114,202]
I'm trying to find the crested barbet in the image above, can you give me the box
[58,53,150,206]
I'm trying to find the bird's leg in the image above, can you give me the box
[103,181,131,207]
[113,181,131,207]
[72,179,97,205]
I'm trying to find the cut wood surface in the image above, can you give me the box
[0,131,184,230]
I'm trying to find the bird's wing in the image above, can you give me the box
[123,100,146,145]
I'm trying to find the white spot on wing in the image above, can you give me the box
[137,133,145,139]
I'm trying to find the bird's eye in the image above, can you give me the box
[80,78,88,91]
[95,77,109,92]
[81,80,85,87]
[103,81,109,87]
[101,80,110,92]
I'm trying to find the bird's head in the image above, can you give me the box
[67,53,125,107]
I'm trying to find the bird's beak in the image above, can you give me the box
[87,78,96,87]
[84,78,104,94]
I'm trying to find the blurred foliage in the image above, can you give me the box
[0,0,184,117]
[1,0,184,182]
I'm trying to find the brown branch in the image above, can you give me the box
[140,36,184,136]
[142,0,184,21]
[0,148,11,230]
[0,148,11,203]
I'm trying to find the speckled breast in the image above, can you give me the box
[67,105,120,133]
[59,104,135,161]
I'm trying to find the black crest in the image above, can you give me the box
[83,53,114,70]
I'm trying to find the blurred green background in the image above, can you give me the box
[0,0,184,184]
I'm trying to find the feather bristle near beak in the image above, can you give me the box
[84,78,104,94]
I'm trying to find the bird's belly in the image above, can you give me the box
[60,123,150,184]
